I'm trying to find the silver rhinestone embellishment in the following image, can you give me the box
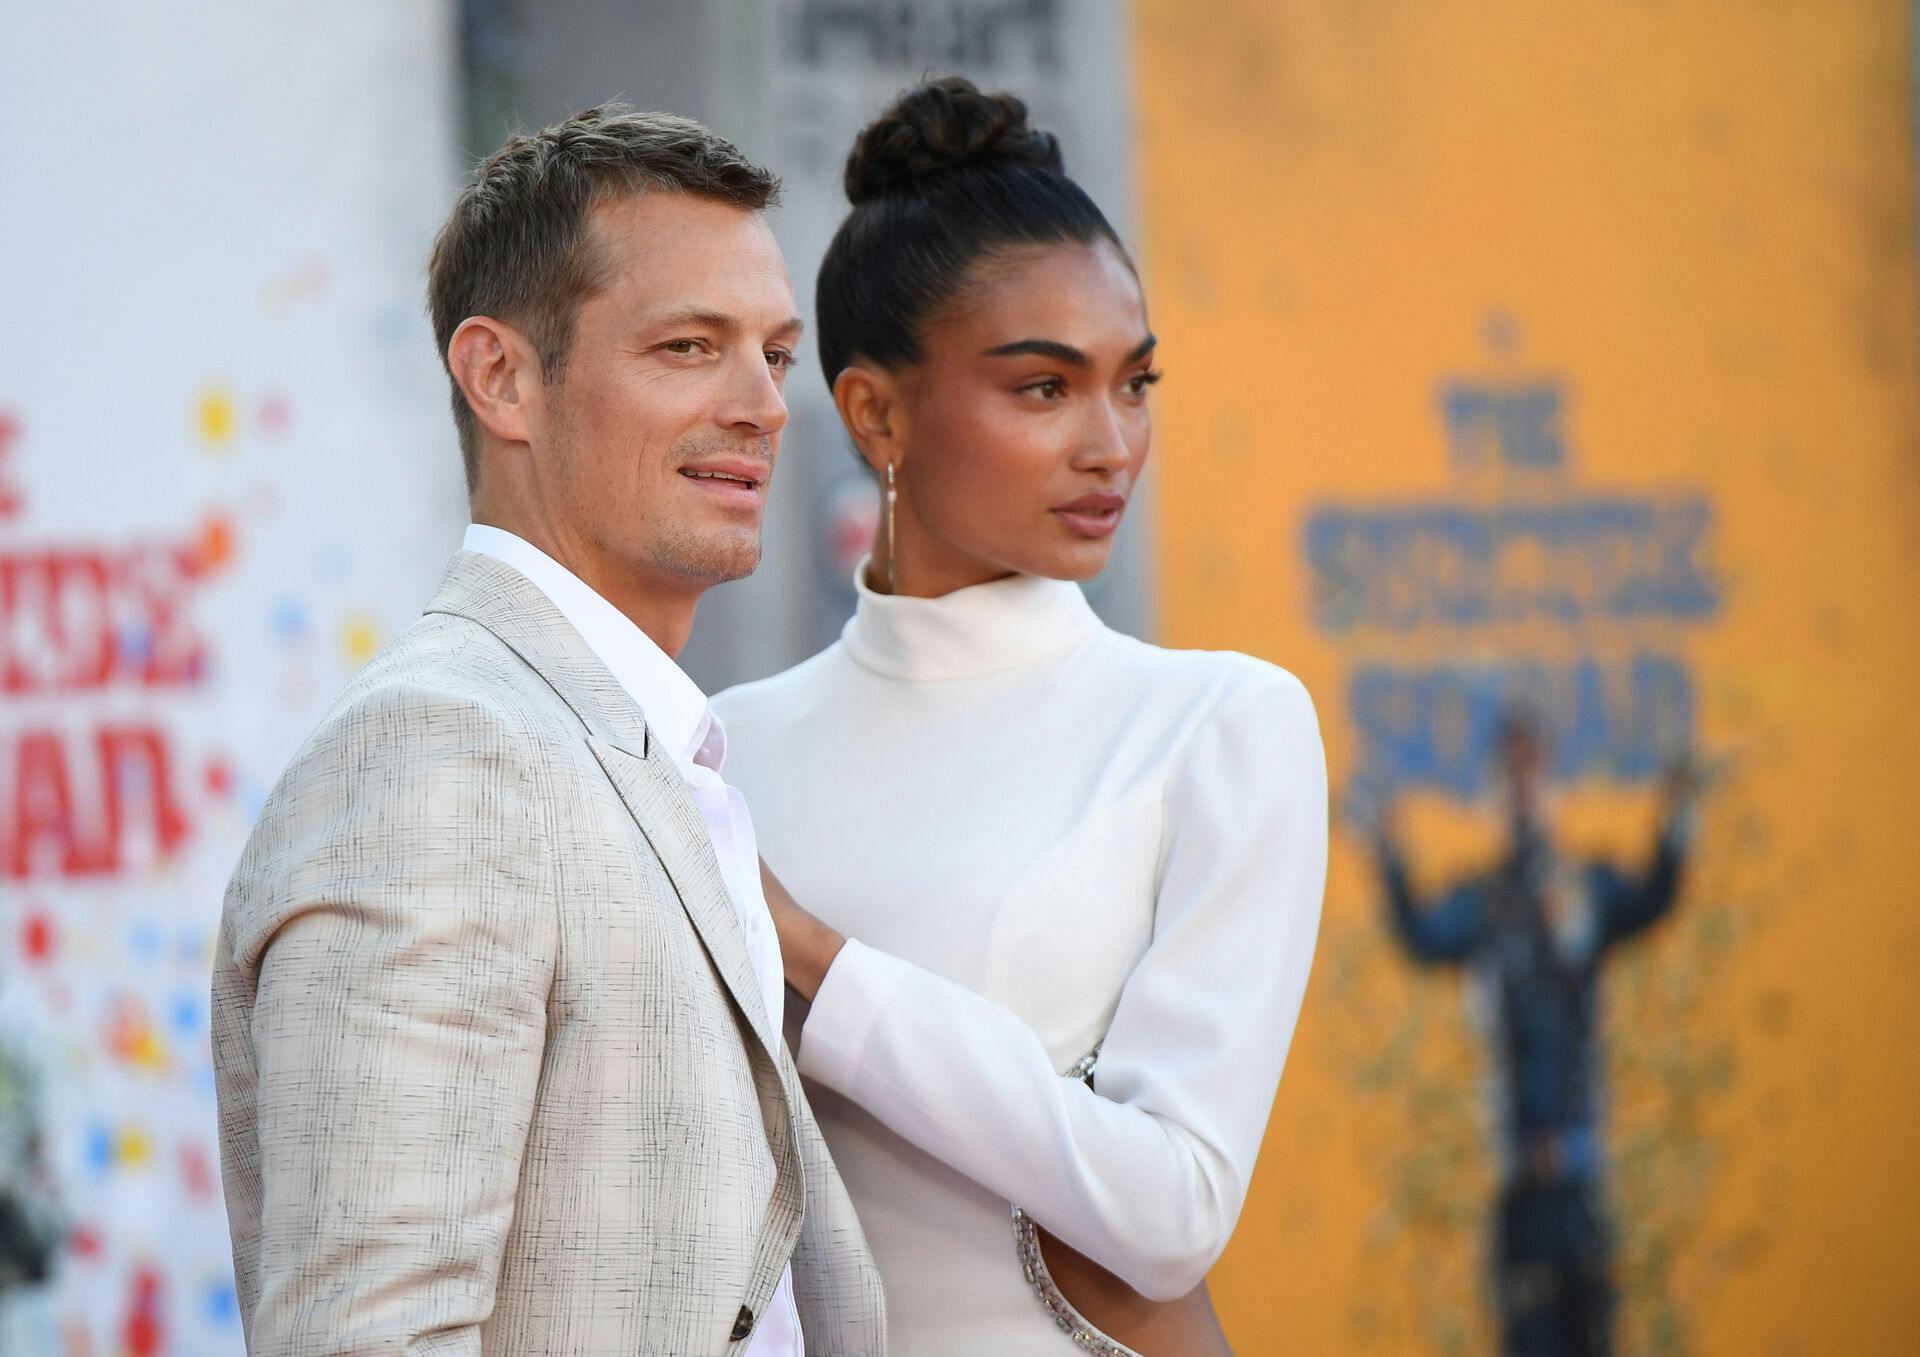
[1008,1045,1143,1356]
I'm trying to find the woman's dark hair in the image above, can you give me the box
[815,76,1127,390]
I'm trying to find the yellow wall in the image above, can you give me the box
[1134,2,1920,1352]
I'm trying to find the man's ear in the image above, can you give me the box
[448,315,543,448]
[831,364,906,476]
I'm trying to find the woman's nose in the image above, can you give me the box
[1070,398,1137,473]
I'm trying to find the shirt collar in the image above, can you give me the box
[462,524,716,768]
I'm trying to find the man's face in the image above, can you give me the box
[539,191,800,592]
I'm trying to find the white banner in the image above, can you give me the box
[0,5,462,1351]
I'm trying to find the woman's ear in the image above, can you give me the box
[448,315,544,449]
[831,364,905,476]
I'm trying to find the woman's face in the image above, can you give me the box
[873,239,1157,595]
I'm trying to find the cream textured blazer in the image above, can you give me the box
[212,550,886,1356]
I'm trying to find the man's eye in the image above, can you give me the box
[765,349,796,371]
[663,340,700,355]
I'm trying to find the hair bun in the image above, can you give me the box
[844,76,1063,205]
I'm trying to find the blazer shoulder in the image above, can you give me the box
[223,618,567,951]
[318,610,577,751]
[244,613,578,865]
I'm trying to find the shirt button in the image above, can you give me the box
[729,1304,755,1341]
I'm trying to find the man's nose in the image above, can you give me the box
[723,351,790,437]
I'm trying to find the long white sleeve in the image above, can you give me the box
[796,670,1328,1301]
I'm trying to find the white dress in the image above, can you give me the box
[713,567,1327,1354]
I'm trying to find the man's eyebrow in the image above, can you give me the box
[648,307,741,333]
[981,333,1158,366]
[641,309,806,342]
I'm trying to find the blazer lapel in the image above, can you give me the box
[423,550,786,1075]
[585,732,782,1064]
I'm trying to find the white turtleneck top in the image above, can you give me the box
[712,567,1327,1354]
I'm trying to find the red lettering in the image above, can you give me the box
[0,724,193,880]
[50,551,114,688]
[0,553,30,692]
[130,546,207,687]
[3,730,107,876]
[0,410,21,519]
[97,725,190,861]
[0,544,207,695]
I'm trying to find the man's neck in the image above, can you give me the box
[472,514,700,658]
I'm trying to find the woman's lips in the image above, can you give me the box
[1051,492,1127,539]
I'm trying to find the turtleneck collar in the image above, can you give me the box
[840,557,1104,681]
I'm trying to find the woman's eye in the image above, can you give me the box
[1127,370,1164,396]
[1026,379,1067,400]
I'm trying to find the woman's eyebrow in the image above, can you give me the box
[980,333,1158,365]
[982,338,1090,366]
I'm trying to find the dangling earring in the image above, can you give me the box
[884,460,899,593]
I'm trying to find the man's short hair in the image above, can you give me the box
[427,102,780,491]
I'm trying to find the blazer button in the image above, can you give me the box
[729,1304,755,1342]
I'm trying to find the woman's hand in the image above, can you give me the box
[759,859,848,1003]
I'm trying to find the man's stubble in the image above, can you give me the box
[553,394,772,589]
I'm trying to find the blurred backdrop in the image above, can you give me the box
[1,1,1916,1353]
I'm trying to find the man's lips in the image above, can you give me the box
[679,455,769,508]
[1052,491,1128,539]
[679,455,769,488]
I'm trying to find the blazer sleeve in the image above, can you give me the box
[796,670,1328,1301]
[216,684,557,1355]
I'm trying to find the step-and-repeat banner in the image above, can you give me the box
[1137,1,1920,1352]
[0,6,463,1352]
